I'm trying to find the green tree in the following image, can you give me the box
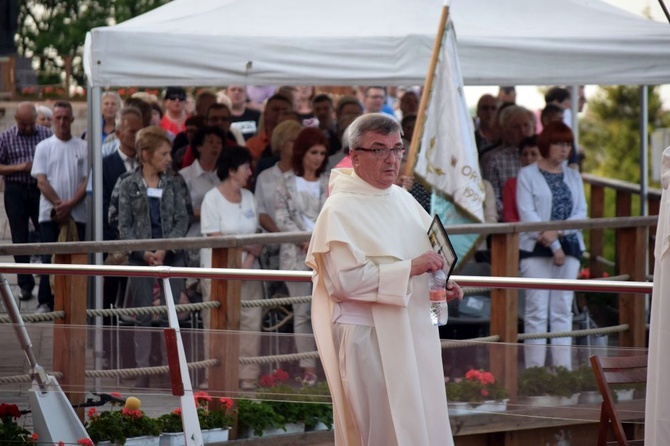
[579,86,670,183]
[15,0,170,87]
[113,0,170,24]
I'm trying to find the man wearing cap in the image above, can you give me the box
[161,86,189,135]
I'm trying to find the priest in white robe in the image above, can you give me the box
[306,113,462,446]
[645,145,670,444]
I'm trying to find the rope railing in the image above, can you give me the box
[517,324,629,340]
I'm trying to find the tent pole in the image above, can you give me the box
[570,85,579,145]
[90,86,104,391]
[403,2,449,176]
[640,85,648,217]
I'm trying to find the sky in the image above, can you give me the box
[463,0,670,112]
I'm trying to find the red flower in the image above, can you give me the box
[480,389,489,397]
[259,374,276,388]
[30,432,38,440]
[77,439,94,446]
[602,272,609,278]
[578,268,590,279]
[465,369,481,381]
[110,392,123,399]
[172,407,182,415]
[0,403,22,419]
[219,397,233,410]
[121,408,142,418]
[479,372,495,385]
[87,407,98,418]
[59,442,65,446]
[274,368,289,382]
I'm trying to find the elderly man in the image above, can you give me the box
[306,113,462,446]
[0,102,52,301]
[32,100,88,313]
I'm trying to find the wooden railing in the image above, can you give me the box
[0,215,657,421]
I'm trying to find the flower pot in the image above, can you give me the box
[99,436,160,446]
[474,399,509,413]
[448,401,474,416]
[249,422,306,437]
[578,390,603,404]
[517,395,564,408]
[558,393,580,406]
[160,432,186,446]
[202,428,229,443]
[307,421,332,431]
[615,388,634,401]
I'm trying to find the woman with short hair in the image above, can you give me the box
[517,121,587,370]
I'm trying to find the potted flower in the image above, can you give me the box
[296,381,334,431]
[237,399,285,438]
[446,369,509,414]
[157,393,233,445]
[254,368,305,435]
[574,365,602,404]
[0,403,37,445]
[518,367,579,406]
[85,396,160,445]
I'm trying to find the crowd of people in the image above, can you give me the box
[0,83,588,390]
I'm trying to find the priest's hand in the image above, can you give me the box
[446,280,464,302]
[410,251,444,277]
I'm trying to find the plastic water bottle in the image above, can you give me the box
[429,269,449,326]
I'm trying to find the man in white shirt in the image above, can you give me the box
[31,100,88,313]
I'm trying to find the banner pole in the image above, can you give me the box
[403,3,450,176]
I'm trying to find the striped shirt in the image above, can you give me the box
[0,124,52,185]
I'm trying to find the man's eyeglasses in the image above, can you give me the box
[166,94,186,101]
[354,146,405,159]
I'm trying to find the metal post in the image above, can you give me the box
[570,85,579,142]
[90,86,104,390]
[640,86,649,216]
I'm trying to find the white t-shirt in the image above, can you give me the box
[32,135,88,223]
[200,187,259,268]
[294,175,321,232]
[179,160,219,237]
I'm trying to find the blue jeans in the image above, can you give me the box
[3,182,40,292]
[37,220,85,309]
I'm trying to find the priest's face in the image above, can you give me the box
[351,131,403,189]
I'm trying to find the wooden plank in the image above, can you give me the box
[209,246,242,439]
[489,233,519,398]
[616,227,646,348]
[53,252,88,422]
[590,184,605,278]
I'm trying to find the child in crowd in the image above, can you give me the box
[501,136,541,222]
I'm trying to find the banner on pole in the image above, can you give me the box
[414,20,485,266]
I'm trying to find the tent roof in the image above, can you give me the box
[83,0,670,87]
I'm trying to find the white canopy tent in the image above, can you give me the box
[83,0,670,87]
[82,0,669,391]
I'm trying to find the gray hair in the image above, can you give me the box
[102,91,122,106]
[498,104,531,129]
[115,106,143,128]
[347,113,401,149]
[36,105,52,118]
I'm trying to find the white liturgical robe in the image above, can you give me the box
[306,168,453,446]
[645,146,670,444]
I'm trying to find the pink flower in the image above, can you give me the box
[480,389,489,397]
[121,408,142,418]
[479,372,495,385]
[173,407,182,415]
[87,407,98,418]
[77,439,94,446]
[219,397,233,410]
[465,369,481,381]
[194,391,212,407]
